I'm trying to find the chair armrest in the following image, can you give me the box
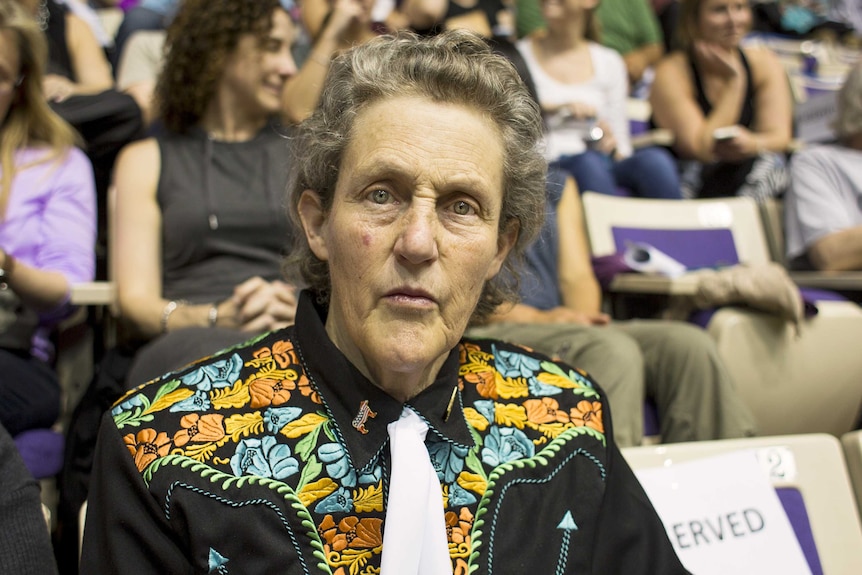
[608,273,699,296]
[70,281,116,307]
[789,271,862,291]
[631,129,675,149]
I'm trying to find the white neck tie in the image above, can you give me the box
[380,407,453,575]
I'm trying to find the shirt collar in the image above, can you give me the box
[293,290,474,472]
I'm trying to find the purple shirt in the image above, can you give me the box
[0,147,96,361]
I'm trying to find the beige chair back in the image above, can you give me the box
[623,434,862,574]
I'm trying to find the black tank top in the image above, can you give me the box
[690,48,755,128]
[45,0,75,80]
[156,123,294,303]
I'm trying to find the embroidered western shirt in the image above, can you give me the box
[81,291,687,574]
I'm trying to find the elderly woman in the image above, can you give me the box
[649,0,793,200]
[784,60,862,272]
[82,31,686,574]
[0,1,96,437]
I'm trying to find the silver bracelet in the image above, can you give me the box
[208,302,219,327]
[161,300,183,334]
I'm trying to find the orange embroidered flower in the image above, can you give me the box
[346,516,383,548]
[524,397,570,424]
[459,342,481,363]
[249,376,296,408]
[319,515,382,551]
[272,340,299,369]
[124,428,171,472]
[445,507,474,545]
[464,370,497,399]
[295,373,321,404]
[172,413,225,447]
[570,400,604,433]
[253,347,273,362]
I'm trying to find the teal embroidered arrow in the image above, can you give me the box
[555,511,578,575]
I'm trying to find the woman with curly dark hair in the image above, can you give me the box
[111,0,301,387]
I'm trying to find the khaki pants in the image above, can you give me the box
[466,319,757,447]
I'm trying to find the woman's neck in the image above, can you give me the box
[541,19,589,54]
[200,100,268,142]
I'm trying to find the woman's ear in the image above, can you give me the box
[486,218,519,281]
[297,189,329,262]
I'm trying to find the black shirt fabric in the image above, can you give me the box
[156,123,293,304]
[82,291,689,574]
[690,48,759,198]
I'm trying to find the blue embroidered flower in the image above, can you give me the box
[230,436,299,479]
[357,465,382,485]
[263,406,303,434]
[448,482,477,506]
[318,443,357,488]
[473,399,495,424]
[493,345,541,379]
[169,390,211,412]
[428,440,468,483]
[111,393,144,416]
[314,487,353,513]
[528,378,563,397]
[180,353,243,391]
[481,426,535,467]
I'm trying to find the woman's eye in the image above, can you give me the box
[370,189,390,204]
[452,200,474,216]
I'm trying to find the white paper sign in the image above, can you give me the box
[634,449,811,575]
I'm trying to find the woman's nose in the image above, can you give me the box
[394,204,439,265]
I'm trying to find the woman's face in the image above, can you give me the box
[0,29,21,124]
[298,95,517,396]
[219,8,297,117]
[696,0,751,47]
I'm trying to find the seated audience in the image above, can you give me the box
[512,0,665,87]
[16,0,144,254]
[17,0,114,101]
[516,0,682,199]
[114,0,371,125]
[112,0,301,388]
[110,0,178,71]
[649,0,793,200]
[408,0,516,38]
[0,0,96,437]
[785,60,862,271]
[468,169,757,446]
[0,421,58,575]
[82,29,688,574]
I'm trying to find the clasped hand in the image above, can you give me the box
[221,277,298,333]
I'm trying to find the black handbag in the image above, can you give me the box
[0,288,39,352]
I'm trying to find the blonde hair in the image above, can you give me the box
[0,1,79,214]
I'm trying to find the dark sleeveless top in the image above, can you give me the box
[519,167,566,310]
[156,123,293,303]
[45,0,75,80]
[691,48,756,128]
[689,48,758,198]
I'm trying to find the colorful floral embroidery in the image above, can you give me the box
[110,336,607,573]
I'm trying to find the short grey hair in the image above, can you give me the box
[835,60,862,140]
[285,30,546,324]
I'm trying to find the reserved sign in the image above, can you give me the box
[634,449,811,574]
